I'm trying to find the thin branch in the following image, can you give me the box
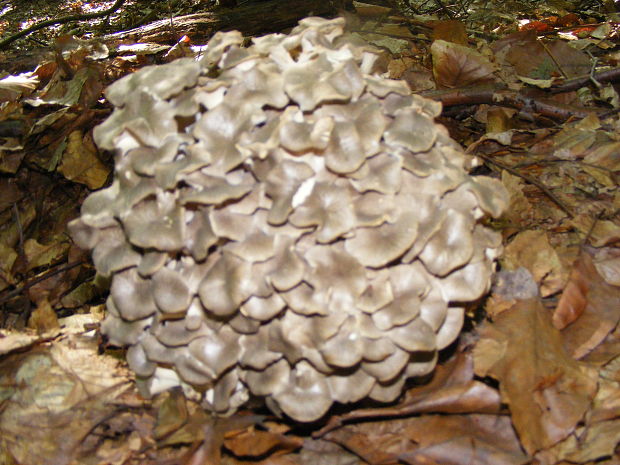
[0,259,86,307]
[475,152,576,218]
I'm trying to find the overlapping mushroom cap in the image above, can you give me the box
[69,17,509,422]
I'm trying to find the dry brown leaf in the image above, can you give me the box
[432,20,468,45]
[589,377,620,423]
[537,407,620,465]
[27,297,59,332]
[294,438,361,465]
[180,415,267,465]
[569,214,620,247]
[584,140,620,171]
[582,324,620,368]
[592,247,620,286]
[154,388,190,442]
[0,242,17,292]
[399,415,529,465]
[0,333,133,465]
[487,267,539,318]
[473,299,598,454]
[0,177,23,212]
[502,229,567,297]
[503,33,591,80]
[399,350,501,413]
[0,199,31,248]
[27,265,76,307]
[325,414,528,465]
[557,248,620,359]
[58,129,109,189]
[324,421,402,465]
[316,351,501,437]
[224,429,303,458]
[351,2,391,16]
[0,329,46,355]
[23,237,70,272]
[553,251,591,330]
[431,40,496,88]
[486,107,515,133]
[562,419,620,463]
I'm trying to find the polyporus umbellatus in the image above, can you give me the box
[69,17,509,422]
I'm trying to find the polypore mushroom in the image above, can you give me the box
[69,17,508,422]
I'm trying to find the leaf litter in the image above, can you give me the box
[0,0,619,463]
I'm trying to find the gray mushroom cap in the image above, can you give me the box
[271,361,333,422]
[70,16,508,423]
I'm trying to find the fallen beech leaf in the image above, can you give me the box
[431,40,496,88]
[537,415,620,464]
[589,377,620,423]
[27,264,75,307]
[27,298,59,332]
[399,350,501,414]
[299,438,361,465]
[505,34,590,80]
[487,267,539,317]
[171,414,266,465]
[315,351,501,437]
[23,238,70,272]
[582,326,620,371]
[0,177,23,212]
[325,414,528,465]
[583,140,620,171]
[565,419,620,462]
[0,242,17,292]
[592,247,620,287]
[0,330,45,355]
[473,299,598,454]
[557,248,620,359]
[432,20,468,45]
[0,334,132,465]
[400,416,529,465]
[58,130,109,189]
[502,230,566,297]
[154,388,189,442]
[502,170,534,225]
[569,214,620,247]
[553,251,591,330]
[224,429,303,457]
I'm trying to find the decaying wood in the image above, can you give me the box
[103,0,347,44]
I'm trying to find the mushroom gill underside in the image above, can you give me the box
[69,17,509,422]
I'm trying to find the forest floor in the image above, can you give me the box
[0,0,619,464]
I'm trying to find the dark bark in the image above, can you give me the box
[103,0,347,44]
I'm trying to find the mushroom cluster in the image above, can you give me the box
[69,17,509,422]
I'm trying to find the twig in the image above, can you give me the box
[0,0,127,49]
[0,259,86,307]
[474,152,576,218]
[12,204,24,259]
[422,84,602,121]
